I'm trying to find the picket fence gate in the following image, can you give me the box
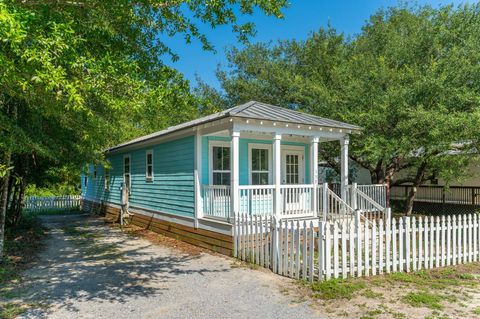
[233,213,480,281]
[24,195,81,212]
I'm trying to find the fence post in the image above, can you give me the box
[352,182,358,210]
[323,183,328,222]
[318,221,325,281]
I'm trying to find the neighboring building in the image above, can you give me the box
[81,101,386,254]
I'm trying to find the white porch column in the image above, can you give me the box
[340,136,350,201]
[310,137,319,215]
[194,129,203,227]
[230,130,240,219]
[273,133,282,218]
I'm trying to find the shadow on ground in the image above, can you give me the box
[14,214,228,315]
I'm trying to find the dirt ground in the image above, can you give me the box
[3,213,480,319]
[1,214,321,319]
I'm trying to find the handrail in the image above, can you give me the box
[355,188,385,212]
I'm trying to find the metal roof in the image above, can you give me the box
[107,101,361,152]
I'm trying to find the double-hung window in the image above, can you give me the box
[250,146,271,185]
[146,150,154,182]
[211,144,231,185]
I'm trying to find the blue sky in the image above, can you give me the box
[161,1,467,90]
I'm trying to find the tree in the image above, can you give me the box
[0,0,288,258]
[198,4,480,214]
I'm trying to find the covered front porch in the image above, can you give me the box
[192,102,388,223]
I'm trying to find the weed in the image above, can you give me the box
[310,278,366,300]
[0,303,27,319]
[403,291,444,310]
[472,307,480,315]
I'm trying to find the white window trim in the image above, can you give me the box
[104,167,110,191]
[248,143,272,185]
[123,154,131,190]
[208,140,231,186]
[145,149,154,182]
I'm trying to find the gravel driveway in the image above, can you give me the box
[13,214,322,319]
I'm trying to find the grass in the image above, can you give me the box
[309,278,366,300]
[403,292,444,310]
[300,263,480,318]
[0,303,28,319]
[24,208,81,216]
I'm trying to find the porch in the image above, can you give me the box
[189,102,389,224]
[201,183,388,222]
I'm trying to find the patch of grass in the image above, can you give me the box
[0,303,27,319]
[473,307,480,315]
[26,208,81,216]
[403,292,444,310]
[310,278,366,300]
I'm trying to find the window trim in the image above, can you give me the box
[123,154,131,190]
[104,167,110,191]
[208,140,231,186]
[248,143,272,185]
[145,149,154,182]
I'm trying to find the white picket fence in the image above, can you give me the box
[24,195,81,213]
[234,213,480,282]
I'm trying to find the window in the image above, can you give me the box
[146,150,153,181]
[93,164,97,181]
[212,145,230,185]
[249,145,271,185]
[124,155,131,190]
[104,167,110,191]
[84,176,87,188]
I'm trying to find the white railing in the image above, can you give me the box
[321,187,356,224]
[280,184,314,217]
[357,184,387,208]
[239,185,274,216]
[202,183,383,222]
[24,195,81,213]
[202,185,231,219]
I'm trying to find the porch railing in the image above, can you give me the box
[280,184,314,218]
[202,183,386,223]
[202,185,231,219]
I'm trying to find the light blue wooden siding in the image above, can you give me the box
[202,136,310,185]
[85,136,195,217]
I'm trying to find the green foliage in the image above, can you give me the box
[310,278,366,299]
[200,3,480,191]
[403,292,445,310]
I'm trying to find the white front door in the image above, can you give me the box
[281,150,305,185]
[281,149,306,212]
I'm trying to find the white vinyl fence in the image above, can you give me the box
[24,195,81,213]
[234,213,480,282]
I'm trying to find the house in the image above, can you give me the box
[81,101,387,254]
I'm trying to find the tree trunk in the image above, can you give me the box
[404,161,428,215]
[0,153,11,260]
[14,179,25,225]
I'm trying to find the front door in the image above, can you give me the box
[282,150,305,212]
[282,151,304,185]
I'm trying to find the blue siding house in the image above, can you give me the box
[81,101,385,254]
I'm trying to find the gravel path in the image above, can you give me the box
[14,214,322,319]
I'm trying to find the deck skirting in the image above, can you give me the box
[81,198,233,256]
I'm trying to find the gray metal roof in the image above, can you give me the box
[107,101,361,152]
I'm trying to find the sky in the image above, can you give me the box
[161,0,467,90]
